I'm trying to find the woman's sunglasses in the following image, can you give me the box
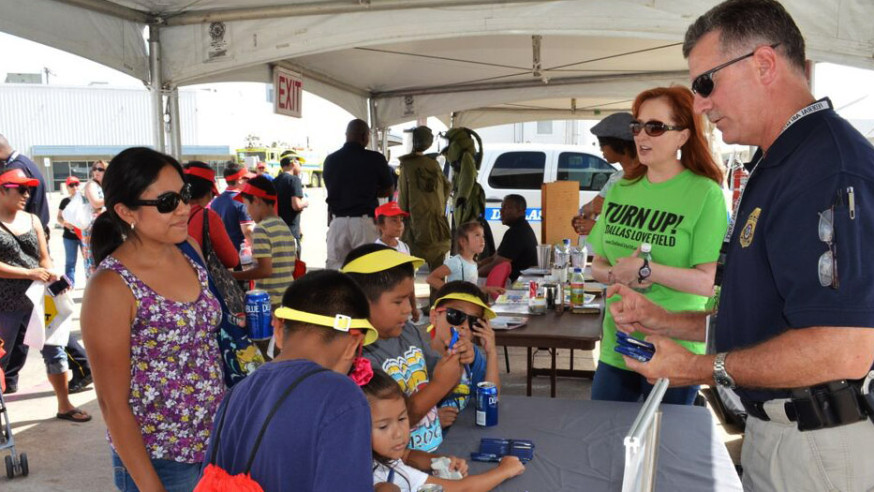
[3,184,33,195]
[691,43,781,98]
[93,167,105,173]
[440,307,481,328]
[629,120,685,137]
[132,183,192,213]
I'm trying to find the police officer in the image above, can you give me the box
[607,1,874,490]
[397,126,451,272]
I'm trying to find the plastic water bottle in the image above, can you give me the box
[554,238,571,268]
[635,243,653,293]
[240,241,253,266]
[570,267,586,309]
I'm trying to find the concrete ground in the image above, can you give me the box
[1,187,741,490]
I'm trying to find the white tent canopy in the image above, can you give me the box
[2,0,873,149]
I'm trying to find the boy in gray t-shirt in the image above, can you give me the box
[342,244,475,452]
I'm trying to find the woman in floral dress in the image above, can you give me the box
[81,148,225,492]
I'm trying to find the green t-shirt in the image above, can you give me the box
[253,215,297,305]
[588,169,728,369]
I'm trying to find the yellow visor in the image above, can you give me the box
[431,292,496,320]
[340,248,424,274]
[274,307,379,345]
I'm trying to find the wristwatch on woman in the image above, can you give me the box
[638,258,652,284]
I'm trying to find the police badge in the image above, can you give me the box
[739,207,761,248]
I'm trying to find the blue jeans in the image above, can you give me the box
[111,449,201,492]
[63,236,80,286]
[590,362,699,405]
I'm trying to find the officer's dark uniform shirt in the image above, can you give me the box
[273,171,304,238]
[323,142,392,217]
[4,152,50,230]
[716,99,874,402]
[497,216,538,281]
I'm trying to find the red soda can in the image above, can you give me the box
[529,280,537,299]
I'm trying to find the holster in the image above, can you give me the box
[790,380,867,431]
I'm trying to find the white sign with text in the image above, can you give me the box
[273,67,303,118]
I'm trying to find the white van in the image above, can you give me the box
[476,143,619,244]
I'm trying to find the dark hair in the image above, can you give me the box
[455,221,483,252]
[362,367,410,486]
[624,87,723,185]
[597,137,637,159]
[279,270,371,342]
[90,147,184,265]
[279,156,293,169]
[183,161,215,200]
[503,194,526,211]
[223,161,243,184]
[434,280,488,309]
[240,175,276,206]
[683,0,806,74]
[343,244,415,302]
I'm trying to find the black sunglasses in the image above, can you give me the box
[630,120,685,137]
[442,307,480,328]
[93,167,106,172]
[132,183,192,213]
[3,184,33,195]
[691,43,781,97]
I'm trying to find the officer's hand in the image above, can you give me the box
[623,335,703,388]
[607,284,669,336]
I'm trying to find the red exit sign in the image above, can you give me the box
[273,67,302,118]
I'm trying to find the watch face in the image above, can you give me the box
[640,266,651,278]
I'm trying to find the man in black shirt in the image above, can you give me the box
[274,152,308,254]
[323,119,393,269]
[478,194,537,281]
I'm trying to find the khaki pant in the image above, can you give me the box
[326,216,378,270]
[742,410,874,491]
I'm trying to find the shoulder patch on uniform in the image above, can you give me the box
[739,207,761,248]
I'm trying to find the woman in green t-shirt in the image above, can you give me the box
[588,86,728,405]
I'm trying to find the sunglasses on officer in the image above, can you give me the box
[818,206,839,289]
[691,43,781,98]
[132,183,192,213]
[438,307,481,328]
[629,120,686,137]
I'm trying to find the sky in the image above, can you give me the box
[2,30,874,149]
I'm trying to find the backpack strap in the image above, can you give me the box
[206,366,329,471]
[243,367,328,472]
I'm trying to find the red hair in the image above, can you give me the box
[625,86,723,185]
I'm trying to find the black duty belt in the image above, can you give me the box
[741,380,870,431]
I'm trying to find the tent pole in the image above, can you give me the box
[369,98,379,150]
[380,128,388,155]
[167,87,182,159]
[149,24,166,153]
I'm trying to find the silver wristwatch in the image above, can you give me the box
[713,352,736,389]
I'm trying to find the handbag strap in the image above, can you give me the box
[177,240,229,319]
[218,367,329,472]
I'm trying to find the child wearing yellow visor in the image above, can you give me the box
[201,270,377,491]
[342,244,476,454]
[427,281,500,429]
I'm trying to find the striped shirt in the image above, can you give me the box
[252,215,296,305]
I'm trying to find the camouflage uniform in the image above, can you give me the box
[398,152,451,271]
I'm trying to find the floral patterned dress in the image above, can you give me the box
[98,253,225,463]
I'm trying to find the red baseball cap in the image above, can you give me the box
[375,201,409,219]
[65,176,81,186]
[0,169,39,187]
